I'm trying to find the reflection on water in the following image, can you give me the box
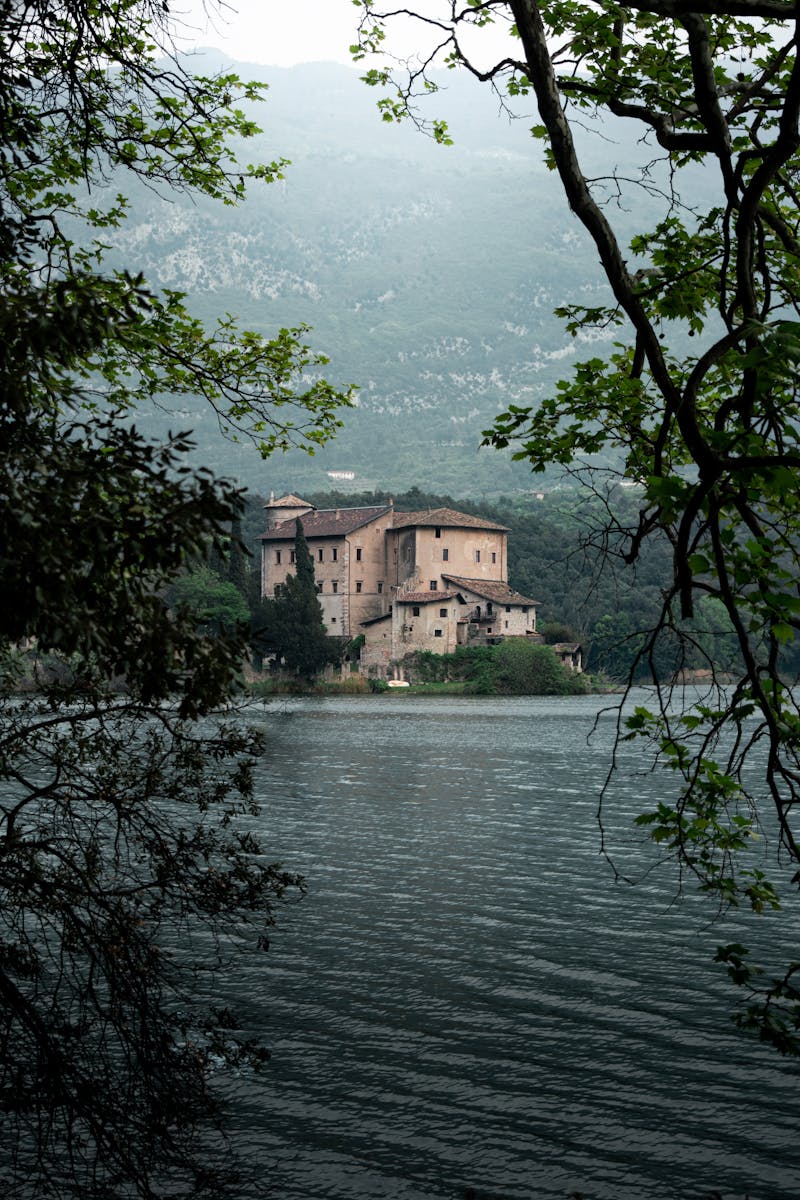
[223,693,799,1200]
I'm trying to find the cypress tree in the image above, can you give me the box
[228,513,249,597]
[269,519,331,679]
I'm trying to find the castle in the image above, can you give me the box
[260,494,546,676]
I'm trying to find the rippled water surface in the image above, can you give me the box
[228,693,800,1199]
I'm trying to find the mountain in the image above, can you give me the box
[103,55,686,499]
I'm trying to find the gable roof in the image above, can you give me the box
[260,505,393,542]
[391,507,508,533]
[442,574,540,607]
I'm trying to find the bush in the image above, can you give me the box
[464,665,498,695]
[494,640,583,695]
[402,641,587,694]
[539,620,580,645]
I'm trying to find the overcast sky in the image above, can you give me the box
[174,1,516,70]
[174,0,360,66]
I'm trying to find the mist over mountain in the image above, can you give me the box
[106,55,681,499]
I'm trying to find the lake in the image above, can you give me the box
[224,692,800,1200]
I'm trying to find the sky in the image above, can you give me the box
[175,0,361,67]
[174,0,516,71]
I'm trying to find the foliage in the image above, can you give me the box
[171,566,250,635]
[353,0,800,1052]
[246,567,275,671]
[411,646,496,685]
[0,2,350,1196]
[408,642,584,695]
[494,639,586,695]
[263,520,334,680]
[227,516,250,599]
[587,612,645,681]
[314,674,372,695]
[539,621,579,646]
[346,633,366,658]
[1,13,352,462]
[0,676,303,1198]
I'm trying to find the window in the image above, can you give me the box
[506,605,512,613]
[275,550,282,565]
[442,548,449,562]
[435,527,441,538]
[475,549,481,563]
[316,582,323,593]
[356,547,362,561]
[430,580,437,591]
[317,548,323,562]
[412,606,420,616]
[487,626,493,634]
[331,617,337,624]
[491,552,497,564]
[290,550,296,564]
[377,581,384,594]
[356,581,362,593]
[522,606,529,614]
[505,621,509,629]
[487,602,493,614]
[332,547,338,562]
[332,580,338,593]
[434,628,443,638]
[439,608,447,618]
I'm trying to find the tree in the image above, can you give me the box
[0,3,349,1196]
[172,565,250,635]
[494,638,585,694]
[265,520,335,680]
[353,0,800,1054]
[227,516,250,599]
[586,612,643,680]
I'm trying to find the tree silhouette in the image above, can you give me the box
[267,520,335,680]
[0,0,349,1193]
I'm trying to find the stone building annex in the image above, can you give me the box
[260,494,548,676]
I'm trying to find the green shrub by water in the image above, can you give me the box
[408,642,587,695]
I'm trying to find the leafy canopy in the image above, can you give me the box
[2,0,353,464]
[0,2,350,1197]
[353,0,800,1055]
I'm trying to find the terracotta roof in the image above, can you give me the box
[361,612,392,626]
[395,591,461,604]
[442,574,540,607]
[264,493,313,509]
[260,505,392,542]
[391,507,508,532]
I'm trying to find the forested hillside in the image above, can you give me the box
[100,55,700,498]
